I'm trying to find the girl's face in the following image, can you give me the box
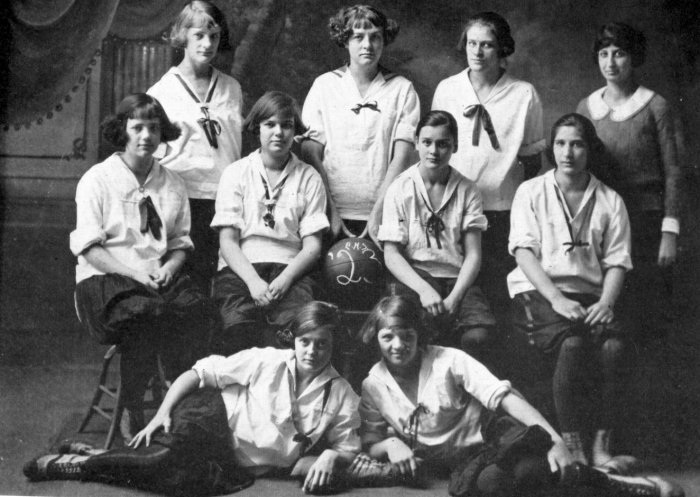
[346,24,384,70]
[553,125,589,176]
[123,117,161,160]
[465,23,501,74]
[184,25,221,66]
[259,113,295,159]
[295,327,333,378]
[416,124,456,172]
[598,44,634,85]
[377,325,419,373]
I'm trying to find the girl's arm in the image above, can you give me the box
[219,226,271,306]
[444,230,482,315]
[267,232,323,301]
[301,140,348,238]
[299,449,357,494]
[514,248,587,321]
[130,369,200,447]
[151,249,187,288]
[83,245,159,290]
[384,241,444,316]
[584,266,625,327]
[499,392,574,474]
[366,140,416,244]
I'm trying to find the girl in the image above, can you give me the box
[70,94,211,440]
[379,110,497,362]
[302,4,420,244]
[24,301,361,496]
[431,12,545,324]
[576,23,684,380]
[148,1,244,290]
[508,114,635,472]
[357,296,681,496]
[211,91,328,354]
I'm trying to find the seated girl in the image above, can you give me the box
[211,91,329,354]
[70,93,211,439]
[507,113,636,471]
[379,110,496,364]
[355,295,681,497]
[24,301,361,496]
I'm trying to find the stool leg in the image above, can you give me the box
[105,379,124,450]
[78,345,118,434]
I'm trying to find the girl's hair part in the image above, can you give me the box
[416,110,459,145]
[243,91,307,137]
[357,295,433,350]
[101,93,181,148]
[328,5,399,47]
[276,301,346,348]
[593,22,646,67]
[456,11,515,59]
[545,113,605,169]
[168,0,231,51]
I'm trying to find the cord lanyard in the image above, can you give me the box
[553,185,591,254]
[173,73,221,148]
[293,380,334,455]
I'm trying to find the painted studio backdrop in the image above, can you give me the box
[1,0,699,468]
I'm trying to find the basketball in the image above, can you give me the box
[323,237,384,310]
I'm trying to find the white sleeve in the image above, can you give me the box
[377,179,407,243]
[211,163,245,230]
[70,171,106,256]
[192,349,265,389]
[508,183,542,258]
[301,80,327,146]
[450,349,511,411]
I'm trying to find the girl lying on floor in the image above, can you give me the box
[24,301,360,496]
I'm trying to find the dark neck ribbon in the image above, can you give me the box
[463,104,500,150]
[139,196,162,240]
[351,101,380,114]
[174,73,221,148]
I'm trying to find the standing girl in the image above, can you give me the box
[576,22,684,349]
[379,110,497,361]
[508,113,636,471]
[70,93,211,440]
[356,296,680,496]
[148,1,244,290]
[431,12,545,323]
[210,91,328,354]
[302,4,420,243]
[24,301,361,496]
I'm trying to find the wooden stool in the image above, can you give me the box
[77,344,170,449]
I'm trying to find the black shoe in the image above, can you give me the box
[23,453,88,481]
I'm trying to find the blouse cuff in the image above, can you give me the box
[661,217,680,235]
[519,138,546,157]
[485,381,512,411]
[301,128,326,146]
[394,122,417,143]
[462,213,488,232]
[210,212,245,231]
[377,224,407,244]
[69,229,106,256]
[601,254,633,272]
[508,239,541,257]
[299,212,330,238]
[167,235,194,252]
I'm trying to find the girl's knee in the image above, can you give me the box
[476,463,514,497]
[511,455,552,491]
[559,335,585,354]
[460,326,494,351]
[601,337,625,358]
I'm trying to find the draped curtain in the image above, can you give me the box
[2,0,188,127]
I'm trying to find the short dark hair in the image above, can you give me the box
[416,110,459,146]
[456,11,515,59]
[545,113,605,170]
[243,91,307,137]
[101,93,180,149]
[168,0,231,52]
[328,5,399,47]
[593,22,646,67]
[357,296,434,355]
[276,301,346,350]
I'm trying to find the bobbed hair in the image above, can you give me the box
[276,301,345,349]
[243,91,307,137]
[456,11,515,59]
[328,5,399,47]
[545,113,606,170]
[593,22,646,67]
[416,110,459,146]
[168,0,231,52]
[101,93,181,149]
[357,296,434,353]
